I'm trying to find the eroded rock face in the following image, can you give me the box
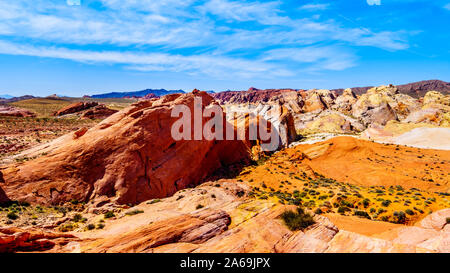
[84,209,231,253]
[301,110,364,134]
[352,85,420,126]
[223,103,298,149]
[3,91,251,206]
[0,106,36,117]
[0,227,75,253]
[54,102,98,116]
[331,88,357,114]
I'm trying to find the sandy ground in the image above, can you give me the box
[391,127,450,150]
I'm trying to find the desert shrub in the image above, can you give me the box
[362,199,370,208]
[147,199,161,204]
[72,213,83,222]
[55,206,67,216]
[314,208,323,215]
[354,210,371,219]
[86,224,95,230]
[381,200,391,207]
[59,223,76,232]
[393,211,407,224]
[280,207,315,231]
[96,223,105,229]
[446,217,450,224]
[196,204,204,210]
[7,211,19,220]
[125,210,144,216]
[405,209,415,216]
[104,211,115,219]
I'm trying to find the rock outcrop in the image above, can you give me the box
[0,227,75,253]
[80,105,118,120]
[0,106,36,117]
[3,91,252,206]
[331,88,357,114]
[223,103,298,149]
[352,85,420,126]
[212,88,302,104]
[54,102,98,116]
[423,91,450,106]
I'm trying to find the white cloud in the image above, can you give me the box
[0,0,412,78]
[299,4,330,11]
[0,40,292,79]
[264,46,357,71]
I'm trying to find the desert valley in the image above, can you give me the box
[0,80,449,253]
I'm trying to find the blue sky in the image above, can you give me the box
[0,0,449,96]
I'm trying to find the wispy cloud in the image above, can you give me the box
[264,46,357,71]
[299,3,330,11]
[0,40,291,79]
[0,0,412,78]
[444,3,450,10]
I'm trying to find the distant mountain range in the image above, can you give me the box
[332,79,450,98]
[89,89,185,99]
[0,94,13,99]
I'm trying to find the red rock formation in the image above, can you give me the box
[212,88,302,104]
[332,80,450,98]
[80,105,118,119]
[0,106,36,117]
[83,209,231,253]
[3,91,251,206]
[0,227,75,253]
[141,93,158,100]
[54,102,98,116]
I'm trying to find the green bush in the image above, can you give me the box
[7,211,19,220]
[280,207,315,231]
[104,211,115,219]
[362,199,370,208]
[405,209,415,216]
[72,213,83,222]
[125,209,144,216]
[147,199,161,204]
[354,210,371,219]
[86,224,96,230]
